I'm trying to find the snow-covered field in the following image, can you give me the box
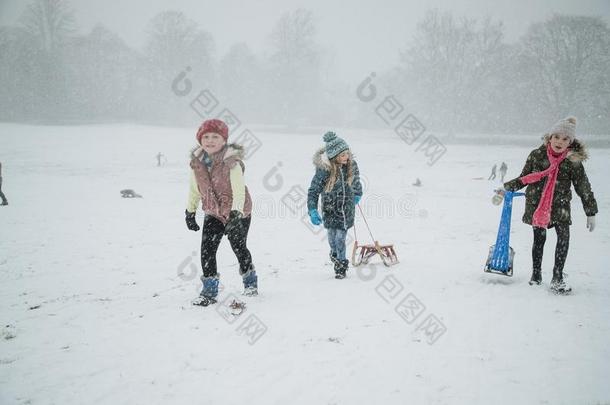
[1,123,609,405]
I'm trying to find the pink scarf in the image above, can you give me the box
[519,144,569,228]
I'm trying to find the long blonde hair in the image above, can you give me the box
[324,152,355,192]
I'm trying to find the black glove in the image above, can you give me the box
[185,210,200,231]
[224,210,243,235]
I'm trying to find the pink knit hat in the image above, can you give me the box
[196,119,229,144]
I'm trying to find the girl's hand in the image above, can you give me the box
[492,188,506,206]
[185,210,200,232]
[586,216,595,232]
[309,209,322,226]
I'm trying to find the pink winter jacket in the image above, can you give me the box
[188,144,252,224]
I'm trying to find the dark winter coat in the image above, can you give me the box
[307,148,363,230]
[504,137,597,227]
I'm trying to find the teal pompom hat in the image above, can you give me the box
[323,131,349,159]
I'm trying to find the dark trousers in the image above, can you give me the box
[200,214,252,278]
[532,225,570,277]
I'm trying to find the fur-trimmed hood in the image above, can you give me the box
[190,143,246,167]
[541,135,589,163]
[312,147,355,170]
[312,148,331,170]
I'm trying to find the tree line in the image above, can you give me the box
[0,1,608,134]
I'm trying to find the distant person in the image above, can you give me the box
[156,152,166,167]
[413,178,422,187]
[0,162,8,206]
[499,161,508,182]
[488,164,497,180]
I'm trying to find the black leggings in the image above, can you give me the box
[532,225,570,273]
[200,215,253,278]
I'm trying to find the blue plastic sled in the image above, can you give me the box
[484,191,525,276]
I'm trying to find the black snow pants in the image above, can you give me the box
[532,225,570,280]
[200,214,253,278]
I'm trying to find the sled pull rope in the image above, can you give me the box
[354,204,376,242]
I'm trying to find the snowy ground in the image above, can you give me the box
[1,123,609,405]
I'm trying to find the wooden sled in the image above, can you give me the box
[352,240,399,267]
[351,205,399,267]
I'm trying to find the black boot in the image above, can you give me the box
[550,267,571,295]
[329,251,340,265]
[335,259,348,279]
[334,261,343,279]
[528,268,542,285]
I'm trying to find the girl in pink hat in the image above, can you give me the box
[185,119,257,306]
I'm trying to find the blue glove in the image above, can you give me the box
[309,209,322,225]
[354,195,361,205]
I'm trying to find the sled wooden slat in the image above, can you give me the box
[351,240,399,267]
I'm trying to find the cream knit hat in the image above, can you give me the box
[549,116,577,142]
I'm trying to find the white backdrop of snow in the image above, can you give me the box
[0,123,608,404]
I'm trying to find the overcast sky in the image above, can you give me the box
[1,0,609,82]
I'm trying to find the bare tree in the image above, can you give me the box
[64,24,144,120]
[219,43,262,121]
[267,9,322,126]
[145,11,213,76]
[520,15,610,130]
[399,10,505,131]
[20,0,76,52]
[144,10,215,123]
[7,0,78,120]
[269,9,317,67]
